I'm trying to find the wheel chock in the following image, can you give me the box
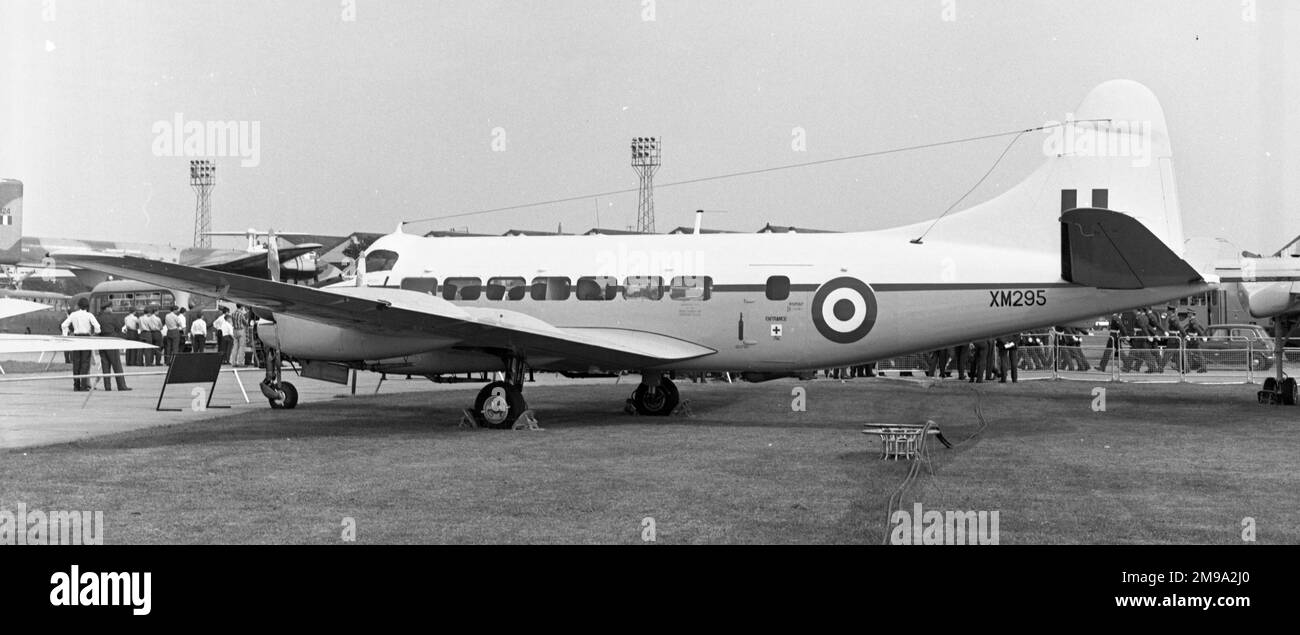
[458,408,479,428]
[512,410,543,430]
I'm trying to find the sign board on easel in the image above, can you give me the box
[156,353,227,412]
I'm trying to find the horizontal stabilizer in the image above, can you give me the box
[0,334,156,354]
[1061,208,1202,289]
[0,298,51,320]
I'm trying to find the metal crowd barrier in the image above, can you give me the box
[870,331,1284,385]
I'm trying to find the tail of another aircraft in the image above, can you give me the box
[895,80,1187,266]
[0,179,21,265]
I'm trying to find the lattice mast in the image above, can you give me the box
[630,137,660,233]
[190,159,216,248]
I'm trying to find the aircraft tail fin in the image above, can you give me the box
[0,179,22,265]
[898,80,1186,264]
[1060,208,1201,289]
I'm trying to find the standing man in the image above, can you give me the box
[1184,313,1207,373]
[190,311,208,353]
[61,297,100,391]
[176,308,188,354]
[996,333,1020,383]
[1098,312,1128,373]
[1069,327,1092,371]
[983,338,999,381]
[214,306,235,363]
[952,342,970,381]
[1144,308,1166,372]
[1132,308,1156,372]
[163,305,181,364]
[970,339,990,383]
[232,304,250,366]
[1160,305,1184,373]
[137,307,155,366]
[123,306,143,366]
[95,304,130,391]
[146,306,165,366]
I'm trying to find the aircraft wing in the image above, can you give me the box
[0,298,52,320]
[0,334,156,354]
[187,244,324,272]
[59,254,717,368]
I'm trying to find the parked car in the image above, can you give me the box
[1196,324,1274,371]
[1278,323,1300,362]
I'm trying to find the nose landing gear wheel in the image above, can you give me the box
[631,378,679,416]
[267,381,298,409]
[474,380,526,428]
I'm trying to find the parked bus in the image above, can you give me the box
[79,280,224,351]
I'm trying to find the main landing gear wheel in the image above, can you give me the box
[1260,377,1297,405]
[474,380,527,428]
[1283,378,1298,406]
[267,381,298,410]
[631,378,679,416]
[260,348,298,409]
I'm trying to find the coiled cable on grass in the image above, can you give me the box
[881,386,989,544]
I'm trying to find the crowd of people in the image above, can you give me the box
[61,302,261,391]
[918,304,1212,381]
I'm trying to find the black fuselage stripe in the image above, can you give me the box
[391,281,1079,295]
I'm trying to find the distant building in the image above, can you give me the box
[502,229,571,237]
[583,228,649,236]
[423,230,491,237]
[666,227,738,235]
[756,223,838,234]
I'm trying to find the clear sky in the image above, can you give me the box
[2,0,1296,252]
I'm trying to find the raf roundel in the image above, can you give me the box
[811,277,878,343]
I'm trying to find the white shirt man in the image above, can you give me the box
[190,315,207,338]
[61,301,100,391]
[164,309,179,335]
[61,307,101,336]
[214,313,234,338]
[123,311,140,334]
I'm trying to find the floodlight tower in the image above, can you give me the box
[630,137,660,233]
[190,159,216,248]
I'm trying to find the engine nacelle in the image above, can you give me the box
[258,314,456,361]
[1239,282,1300,319]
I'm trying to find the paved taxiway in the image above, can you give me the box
[0,367,623,450]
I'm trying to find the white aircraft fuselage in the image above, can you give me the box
[274,228,1209,374]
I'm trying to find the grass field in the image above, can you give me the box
[1,378,1295,544]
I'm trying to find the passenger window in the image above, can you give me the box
[530,277,571,301]
[442,277,482,301]
[486,277,527,301]
[400,277,438,294]
[623,276,664,300]
[365,249,400,273]
[765,276,790,301]
[670,276,712,301]
[577,276,619,301]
